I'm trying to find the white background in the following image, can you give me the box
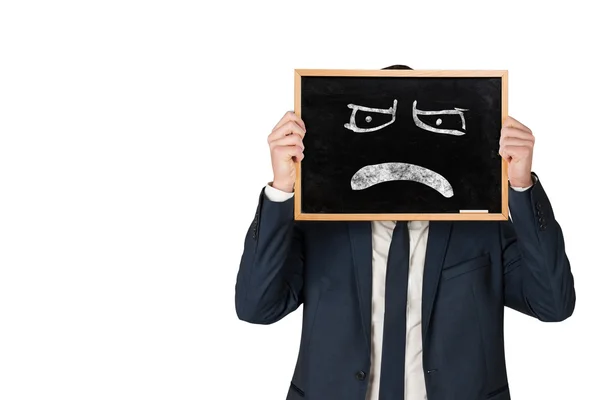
[0,1,598,399]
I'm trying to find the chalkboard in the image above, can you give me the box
[294,69,508,221]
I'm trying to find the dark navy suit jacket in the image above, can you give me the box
[235,174,575,400]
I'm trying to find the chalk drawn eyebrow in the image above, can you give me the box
[412,100,468,136]
[351,162,454,198]
[344,99,398,133]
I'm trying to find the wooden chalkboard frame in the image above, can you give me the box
[293,69,509,221]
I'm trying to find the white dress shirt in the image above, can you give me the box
[263,181,531,400]
[367,220,429,400]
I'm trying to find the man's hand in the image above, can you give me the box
[499,116,534,187]
[268,111,306,193]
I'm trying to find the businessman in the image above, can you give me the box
[235,66,575,400]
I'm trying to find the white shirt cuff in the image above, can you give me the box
[510,185,531,192]
[264,183,295,202]
[510,174,537,192]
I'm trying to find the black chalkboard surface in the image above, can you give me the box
[294,69,508,221]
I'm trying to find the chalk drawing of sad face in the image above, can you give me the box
[343,99,468,198]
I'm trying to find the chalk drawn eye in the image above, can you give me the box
[412,100,468,136]
[344,99,398,133]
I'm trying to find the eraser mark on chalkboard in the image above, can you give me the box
[459,210,489,213]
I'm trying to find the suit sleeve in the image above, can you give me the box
[235,188,304,324]
[502,173,576,322]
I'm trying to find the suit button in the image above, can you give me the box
[536,202,542,210]
[355,371,366,381]
[537,210,543,217]
[538,217,546,224]
[540,224,547,231]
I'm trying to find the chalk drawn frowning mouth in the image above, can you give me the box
[344,99,468,198]
[350,162,454,197]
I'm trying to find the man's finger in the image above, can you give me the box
[273,144,304,161]
[502,116,532,133]
[501,127,535,141]
[270,134,304,150]
[272,111,306,132]
[501,145,531,160]
[499,137,534,149]
[268,120,306,142]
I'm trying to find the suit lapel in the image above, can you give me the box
[348,220,452,351]
[422,221,453,338]
[347,221,373,352]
